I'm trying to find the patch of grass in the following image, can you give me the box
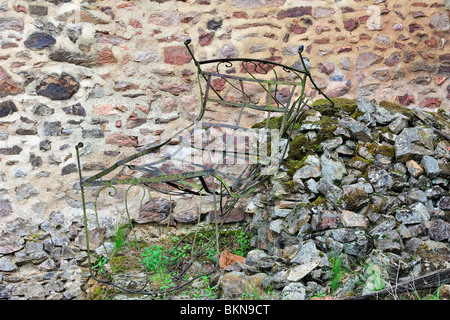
[141,244,169,273]
[233,228,251,257]
[112,224,129,253]
[329,253,347,294]
[110,256,128,273]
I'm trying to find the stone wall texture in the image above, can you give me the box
[0,0,449,299]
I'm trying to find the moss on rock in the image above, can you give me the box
[251,115,284,130]
[311,97,357,116]
[357,142,396,159]
[378,100,414,119]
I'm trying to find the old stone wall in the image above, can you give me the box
[0,0,449,299]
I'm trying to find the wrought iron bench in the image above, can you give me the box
[75,39,333,296]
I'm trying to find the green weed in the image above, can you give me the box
[141,244,168,273]
[233,228,251,257]
[112,224,129,253]
[329,253,346,294]
[93,255,108,277]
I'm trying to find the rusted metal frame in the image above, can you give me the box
[81,169,215,187]
[205,97,286,112]
[196,73,248,174]
[212,171,269,199]
[126,164,212,196]
[241,60,286,110]
[76,143,160,297]
[124,146,247,192]
[185,39,226,104]
[280,74,308,137]
[190,121,262,149]
[265,82,272,130]
[236,80,246,126]
[280,72,307,128]
[80,84,212,184]
[201,71,305,87]
[186,38,334,109]
[279,85,298,140]
[200,74,212,120]
[197,57,309,76]
[296,45,335,108]
[80,119,201,186]
[214,61,253,104]
[185,125,279,166]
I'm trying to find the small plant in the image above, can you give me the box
[311,291,327,299]
[431,286,442,300]
[233,228,251,257]
[189,276,218,299]
[203,280,218,299]
[329,253,346,294]
[242,283,260,300]
[93,255,108,277]
[141,244,168,273]
[408,284,443,300]
[112,224,129,253]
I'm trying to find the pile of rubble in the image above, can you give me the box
[216,97,449,299]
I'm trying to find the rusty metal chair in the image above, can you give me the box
[75,39,333,296]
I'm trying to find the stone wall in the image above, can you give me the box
[0,0,449,299]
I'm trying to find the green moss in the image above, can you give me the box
[343,187,367,208]
[285,157,308,177]
[348,155,373,164]
[295,109,323,124]
[281,180,297,192]
[377,145,395,158]
[351,109,365,120]
[251,116,284,129]
[311,98,357,116]
[355,141,396,161]
[310,196,327,207]
[378,126,393,135]
[363,142,395,159]
[88,284,114,300]
[316,116,338,141]
[287,115,338,161]
[378,100,414,119]
[430,108,450,133]
[110,256,129,273]
[287,134,311,161]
